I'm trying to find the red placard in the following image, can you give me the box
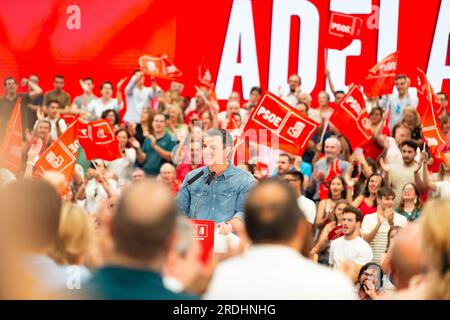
[239,92,319,156]
[190,219,215,266]
[364,51,399,97]
[78,119,122,161]
[326,12,363,50]
[0,98,23,173]
[138,54,182,80]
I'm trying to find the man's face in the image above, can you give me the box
[250,90,261,102]
[298,93,311,107]
[342,212,358,236]
[54,77,64,90]
[48,103,59,118]
[395,78,408,95]
[437,93,448,108]
[160,165,175,184]
[360,268,377,286]
[324,139,339,159]
[277,156,291,175]
[29,75,39,85]
[132,170,145,182]
[84,79,94,93]
[229,91,240,102]
[37,122,51,139]
[190,142,202,165]
[369,109,382,124]
[379,195,395,210]
[288,76,300,92]
[395,127,411,145]
[227,102,240,114]
[335,92,345,104]
[101,83,113,98]
[401,145,416,165]
[4,79,17,94]
[203,135,227,166]
[152,114,166,133]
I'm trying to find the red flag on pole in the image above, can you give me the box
[0,98,23,173]
[416,68,447,162]
[363,51,399,97]
[329,84,373,149]
[237,92,319,156]
[138,54,182,80]
[326,12,363,50]
[78,119,123,161]
[34,120,80,194]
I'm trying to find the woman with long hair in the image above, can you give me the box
[397,183,422,221]
[352,173,384,220]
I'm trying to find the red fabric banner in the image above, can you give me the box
[416,68,447,162]
[363,51,399,97]
[34,120,79,194]
[329,84,372,150]
[326,12,363,50]
[239,92,319,156]
[138,54,182,80]
[0,98,23,173]
[78,119,123,161]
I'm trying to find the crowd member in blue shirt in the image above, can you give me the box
[177,128,255,235]
[131,113,178,176]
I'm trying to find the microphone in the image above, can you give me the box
[205,171,216,185]
[187,170,204,185]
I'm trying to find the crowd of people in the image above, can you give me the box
[0,69,449,300]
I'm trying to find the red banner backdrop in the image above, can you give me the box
[0,0,448,104]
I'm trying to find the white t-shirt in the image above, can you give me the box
[435,181,450,199]
[329,236,373,269]
[297,196,317,225]
[87,98,121,119]
[361,212,407,263]
[107,148,137,187]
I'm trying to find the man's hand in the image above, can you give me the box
[385,207,394,225]
[147,134,156,147]
[363,280,378,299]
[129,137,141,150]
[379,157,390,173]
[315,170,325,182]
[377,211,386,225]
[217,222,233,235]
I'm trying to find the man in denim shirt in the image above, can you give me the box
[177,128,255,235]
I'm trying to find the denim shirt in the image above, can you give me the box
[176,163,256,223]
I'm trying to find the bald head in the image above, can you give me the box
[112,179,177,261]
[245,178,305,244]
[324,136,341,159]
[390,222,425,289]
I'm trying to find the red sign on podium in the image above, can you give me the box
[190,219,215,266]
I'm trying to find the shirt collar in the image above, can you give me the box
[206,161,236,179]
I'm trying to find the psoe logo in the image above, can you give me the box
[287,121,305,139]
[46,151,64,169]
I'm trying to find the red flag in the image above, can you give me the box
[256,161,269,178]
[363,51,399,97]
[198,64,214,90]
[78,119,123,161]
[60,113,78,127]
[138,54,182,80]
[326,12,362,50]
[416,68,447,162]
[238,92,319,156]
[34,120,79,194]
[329,85,372,149]
[0,98,23,173]
[318,159,342,200]
[226,114,239,130]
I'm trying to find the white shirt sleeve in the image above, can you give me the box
[328,241,336,266]
[354,240,373,266]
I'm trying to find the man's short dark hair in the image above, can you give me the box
[245,177,304,243]
[46,99,61,108]
[335,90,345,96]
[377,187,396,200]
[83,77,94,82]
[3,76,17,87]
[279,153,294,164]
[343,206,362,222]
[37,119,52,129]
[100,81,113,90]
[395,74,407,81]
[391,123,408,138]
[112,180,177,261]
[400,139,418,151]
[54,75,64,80]
[283,170,304,186]
[0,179,61,252]
[250,86,262,95]
[204,128,233,150]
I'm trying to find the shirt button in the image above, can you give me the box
[212,208,215,211]
[213,194,216,198]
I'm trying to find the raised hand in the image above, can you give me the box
[27,138,43,161]
[379,157,390,173]
[117,77,128,89]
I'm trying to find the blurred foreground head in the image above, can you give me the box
[421,199,450,299]
[111,178,178,268]
[0,179,61,253]
[244,178,307,253]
